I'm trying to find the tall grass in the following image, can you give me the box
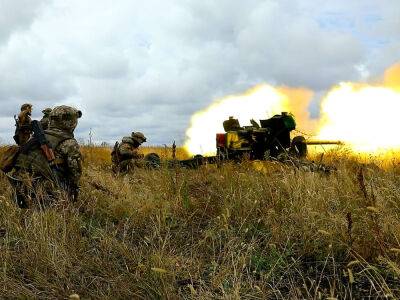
[0,146,399,298]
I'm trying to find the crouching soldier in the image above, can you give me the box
[111,132,147,174]
[7,105,82,208]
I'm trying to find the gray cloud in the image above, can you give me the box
[0,0,398,144]
[0,0,48,43]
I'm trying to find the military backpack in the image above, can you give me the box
[0,145,20,173]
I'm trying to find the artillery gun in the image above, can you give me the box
[172,112,342,170]
[215,112,342,161]
[217,113,300,160]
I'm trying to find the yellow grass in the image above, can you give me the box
[0,146,400,298]
[80,145,189,167]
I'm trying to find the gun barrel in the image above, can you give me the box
[306,140,344,146]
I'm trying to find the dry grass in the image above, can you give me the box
[1,146,400,299]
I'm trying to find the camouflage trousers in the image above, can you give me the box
[112,158,145,175]
[8,171,70,209]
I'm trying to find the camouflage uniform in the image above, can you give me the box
[40,108,52,130]
[10,106,82,208]
[14,103,33,146]
[112,132,146,174]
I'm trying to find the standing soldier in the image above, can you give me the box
[111,132,146,174]
[9,105,82,208]
[13,103,33,146]
[40,108,52,130]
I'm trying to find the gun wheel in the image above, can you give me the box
[290,135,307,158]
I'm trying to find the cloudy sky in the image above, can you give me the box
[0,0,399,145]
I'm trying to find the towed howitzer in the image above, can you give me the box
[215,113,344,160]
[173,113,343,171]
[304,140,343,146]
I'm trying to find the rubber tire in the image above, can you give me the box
[290,135,307,158]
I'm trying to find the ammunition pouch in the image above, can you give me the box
[14,131,70,182]
[15,152,54,181]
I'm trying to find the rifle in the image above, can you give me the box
[31,120,80,201]
[30,120,63,186]
[88,179,118,197]
[112,141,121,163]
[13,115,19,144]
[31,120,56,163]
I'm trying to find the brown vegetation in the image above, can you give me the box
[0,146,400,298]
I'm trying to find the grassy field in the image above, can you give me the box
[1,146,400,299]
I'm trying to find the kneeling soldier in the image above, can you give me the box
[9,105,82,208]
[111,132,146,174]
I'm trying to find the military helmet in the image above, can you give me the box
[42,108,52,114]
[122,136,135,145]
[49,105,82,133]
[21,103,32,111]
[131,132,146,144]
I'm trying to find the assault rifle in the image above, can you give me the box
[31,120,79,201]
[13,115,19,144]
[31,120,56,163]
[20,120,79,201]
[30,120,60,186]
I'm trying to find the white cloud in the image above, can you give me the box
[0,0,398,144]
[0,0,48,43]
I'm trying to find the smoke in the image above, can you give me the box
[383,63,400,89]
[316,62,400,152]
[183,85,315,155]
[184,62,400,156]
[276,87,317,134]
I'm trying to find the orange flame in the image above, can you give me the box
[316,64,400,152]
[184,85,313,155]
[184,63,400,156]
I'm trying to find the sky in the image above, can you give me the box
[0,0,399,145]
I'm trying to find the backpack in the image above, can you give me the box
[14,130,72,181]
[0,145,20,173]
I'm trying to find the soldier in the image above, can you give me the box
[40,108,52,130]
[9,105,82,208]
[111,132,146,174]
[13,103,33,146]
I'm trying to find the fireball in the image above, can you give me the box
[184,63,400,156]
[316,64,400,153]
[184,85,292,155]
